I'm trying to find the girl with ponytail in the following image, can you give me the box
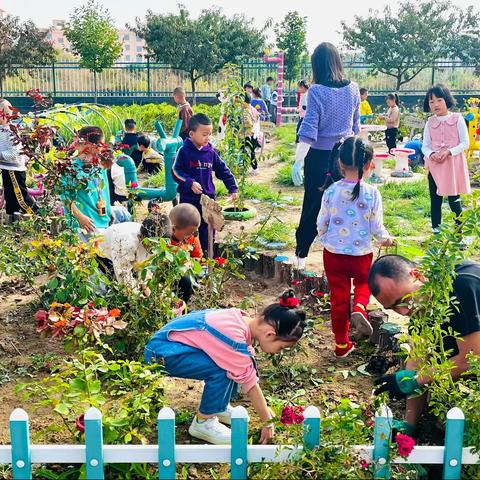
[317,136,394,358]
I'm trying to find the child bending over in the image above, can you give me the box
[317,136,393,358]
[145,290,306,445]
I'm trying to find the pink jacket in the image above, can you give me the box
[169,308,258,392]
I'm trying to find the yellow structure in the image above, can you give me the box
[465,97,480,160]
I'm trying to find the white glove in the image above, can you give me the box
[292,142,310,186]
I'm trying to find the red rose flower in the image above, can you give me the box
[75,414,85,433]
[360,459,369,470]
[312,290,324,297]
[395,433,416,458]
[130,182,139,189]
[214,257,226,266]
[35,310,49,332]
[280,405,305,425]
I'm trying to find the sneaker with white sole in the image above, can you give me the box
[351,305,373,337]
[216,404,233,425]
[188,416,231,444]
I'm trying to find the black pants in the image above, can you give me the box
[428,173,462,229]
[295,118,304,143]
[243,137,259,170]
[145,162,162,175]
[295,148,338,258]
[385,128,398,152]
[1,169,38,215]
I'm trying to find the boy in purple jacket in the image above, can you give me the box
[173,113,238,254]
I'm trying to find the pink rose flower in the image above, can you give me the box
[280,405,305,425]
[75,414,85,433]
[395,433,416,458]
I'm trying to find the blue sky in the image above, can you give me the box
[2,0,477,52]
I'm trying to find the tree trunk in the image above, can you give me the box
[0,76,3,98]
[93,71,98,104]
[396,76,402,92]
[190,71,197,106]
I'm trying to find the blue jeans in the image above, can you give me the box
[163,348,235,415]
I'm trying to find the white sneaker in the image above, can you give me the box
[293,256,306,270]
[216,404,233,425]
[188,416,231,444]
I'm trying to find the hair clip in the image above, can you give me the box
[279,296,300,308]
[326,172,333,177]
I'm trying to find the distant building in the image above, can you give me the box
[0,8,6,19]
[42,18,148,62]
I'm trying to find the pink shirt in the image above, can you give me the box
[169,309,258,392]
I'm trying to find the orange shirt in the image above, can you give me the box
[170,235,203,259]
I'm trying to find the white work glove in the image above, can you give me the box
[291,142,310,186]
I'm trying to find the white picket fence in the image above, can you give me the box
[0,405,478,479]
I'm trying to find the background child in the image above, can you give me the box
[250,88,269,121]
[0,98,38,216]
[137,134,164,174]
[144,290,306,445]
[296,80,309,143]
[172,113,238,253]
[317,136,393,358]
[242,93,261,171]
[421,84,471,233]
[173,87,193,140]
[384,93,400,152]
[121,119,143,167]
[359,88,373,120]
[61,126,113,241]
[261,76,274,119]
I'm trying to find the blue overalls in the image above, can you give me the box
[144,309,255,415]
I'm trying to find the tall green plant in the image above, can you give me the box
[64,0,122,103]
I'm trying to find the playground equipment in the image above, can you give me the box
[370,152,389,183]
[117,119,182,202]
[390,147,416,178]
[360,124,386,141]
[263,53,297,126]
[465,98,480,160]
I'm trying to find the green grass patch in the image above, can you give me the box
[273,124,296,144]
[216,181,300,205]
[143,171,165,187]
[252,220,295,246]
[274,163,294,186]
[379,180,430,237]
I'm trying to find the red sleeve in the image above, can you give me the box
[190,237,203,259]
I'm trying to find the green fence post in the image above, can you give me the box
[9,408,31,480]
[373,405,392,480]
[443,407,465,480]
[147,56,151,97]
[51,62,57,97]
[84,407,104,480]
[303,406,321,450]
[231,406,249,480]
[157,407,176,480]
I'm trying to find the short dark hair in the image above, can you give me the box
[125,119,136,130]
[137,134,150,148]
[243,82,253,89]
[173,87,186,95]
[77,126,104,145]
[189,113,212,132]
[169,203,201,229]
[266,76,274,82]
[360,87,368,95]
[311,42,345,86]
[368,255,417,297]
[262,290,306,341]
[423,84,456,112]
[252,87,262,98]
[298,79,309,89]
[140,213,171,239]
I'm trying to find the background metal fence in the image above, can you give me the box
[3,60,480,98]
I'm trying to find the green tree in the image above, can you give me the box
[448,5,480,75]
[341,0,457,91]
[274,11,307,99]
[0,14,56,96]
[133,6,268,104]
[64,0,122,103]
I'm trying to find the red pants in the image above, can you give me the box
[323,249,373,344]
